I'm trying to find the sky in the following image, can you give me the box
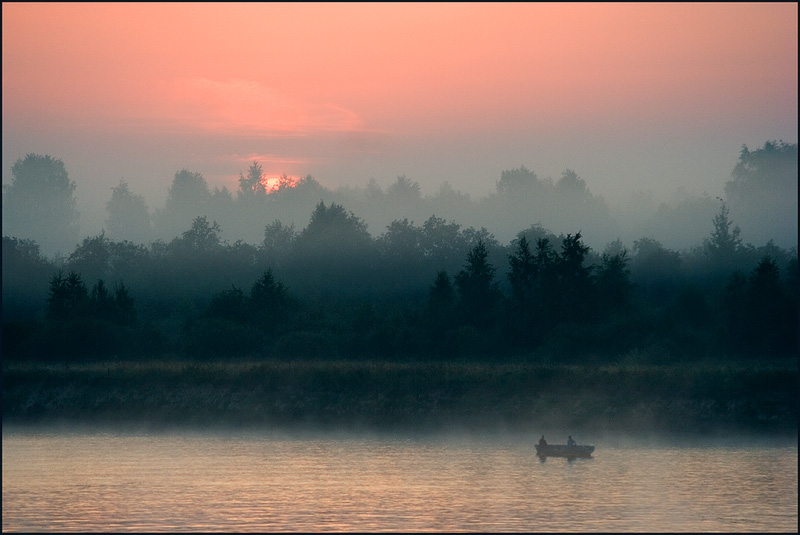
[3,2,797,234]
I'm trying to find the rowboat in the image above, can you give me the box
[535,444,595,458]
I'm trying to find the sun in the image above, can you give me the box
[261,174,300,193]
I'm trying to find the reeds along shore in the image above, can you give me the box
[3,360,796,435]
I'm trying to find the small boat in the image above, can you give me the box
[535,444,595,458]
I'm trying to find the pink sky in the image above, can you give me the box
[3,3,797,232]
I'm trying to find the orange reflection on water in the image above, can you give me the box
[3,431,797,532]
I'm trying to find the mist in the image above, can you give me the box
[2,140,797,365]
[3,7,797,535]
[3,141,797,258]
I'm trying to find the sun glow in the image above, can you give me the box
[261,174,300,193]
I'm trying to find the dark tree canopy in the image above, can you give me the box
[262,220,296,265]
[379,218,423,261]
[595,245,632,314]
[174,216,222,253]
[455,239,500,328]
[724,256,797,356]
[297,201,371,253]
[508,235,536,310]
[3,142,797,364]
[248,269,291,329]
[47,271,88,321]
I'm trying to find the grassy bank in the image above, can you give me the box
[3,359,796,435]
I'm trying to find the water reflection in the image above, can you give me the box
[3,429,797,532]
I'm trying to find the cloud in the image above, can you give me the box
[219,152,311,166]
[166,78,367,137]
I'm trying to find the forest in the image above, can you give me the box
[2,142,797,365]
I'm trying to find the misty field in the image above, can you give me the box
[3,358,795,436]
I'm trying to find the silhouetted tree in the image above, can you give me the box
[420,216,465,272]
[3,154,80,256]
[113,281,137,326]
[67,232,113,283]
[277,174,325,201]
[424,270,457,355]
[554,232,593,322]
[723,256,795,356]
[175,216,222,253]
[455,239,501,329]
[155,169,212,239]
[292,201,377,295]
[167,169,211,211]
[2,237,54,319]
[90,279,116,318]
[630,237,682,303]
[508,235,536,312]
[295,201,373,263]
[365,178,385,202]
[462,226,500,251]
[375,218,428,293]
[725,141,797,246]
[387,175,422,203]
[595,243,633,314]
[745,257,795,355]
[187,282,261,358]
[556,169,587,195]
[47,271,88,321]
[529,237,559,332]
[187,269,294,357]
[427,270,455,313]
[207,285,248,322]
[429,181,472,215]
[46,271,137,328]
[263,220,296,252]
[516,223,557,248]
[238,161,266,199]
[261,220,296,269]
[207,185,237,241]
[496,166,542,197]
[379,218,422,261]
[554,170,616,241]
[704,199,742,265]
[105,180,152,243]
[151,216,234,306]
[507,235,540,349]
[248,269,290,330]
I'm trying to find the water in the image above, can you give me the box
[3,428,797,532]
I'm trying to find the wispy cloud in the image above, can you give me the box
[166,78,367,137]
[227,153,312,166]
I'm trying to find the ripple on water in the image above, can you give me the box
[2,430,797,532]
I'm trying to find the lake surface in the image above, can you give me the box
[3,427,797,532]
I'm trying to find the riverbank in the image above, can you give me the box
[3,360,796,435]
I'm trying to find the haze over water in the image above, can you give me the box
[2,4,797,533]
[3,428,797,532]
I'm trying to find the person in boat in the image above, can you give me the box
[538,435,547,447]
[567,435,576,446]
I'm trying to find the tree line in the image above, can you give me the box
[3,197,796,362]
[3,142,797,258]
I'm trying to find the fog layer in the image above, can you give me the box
[2,142,797,258]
